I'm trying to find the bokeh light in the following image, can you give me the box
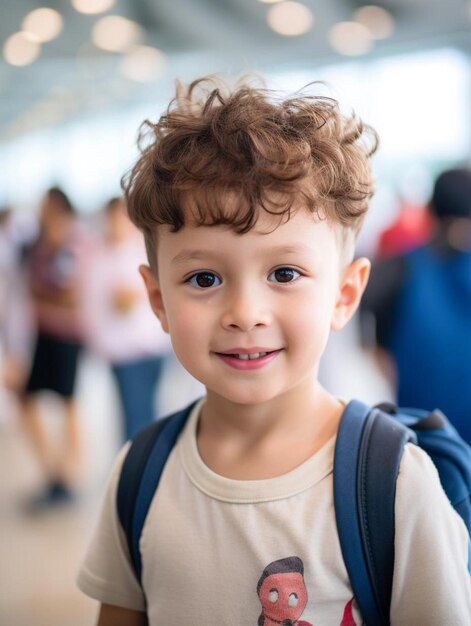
[71,0,116,14]
[328,21,373,56]
[3,32,41,66]
[91,15,142,52]
[22,8,63,43]
[119,46,166,82]
[354,5,395,40]
[267,1,314,36]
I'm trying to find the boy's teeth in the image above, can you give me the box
[232,352,268,360]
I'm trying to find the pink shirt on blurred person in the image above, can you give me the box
[25,226,91,342]
[84,234,170,364]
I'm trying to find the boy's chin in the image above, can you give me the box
[205,386,286,407]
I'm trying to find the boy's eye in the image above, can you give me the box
[268,267,301,283]
[187,272,221,289]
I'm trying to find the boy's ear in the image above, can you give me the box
[331,257,371,332]
[139,265,169,334]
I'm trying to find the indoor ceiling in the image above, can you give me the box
[1,0,471,142]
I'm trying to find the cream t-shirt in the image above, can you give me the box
[78,401,471,625]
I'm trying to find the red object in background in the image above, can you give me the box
[377,204,433,259]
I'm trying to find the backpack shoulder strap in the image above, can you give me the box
[117,401,198,583]
[334,400,415,626]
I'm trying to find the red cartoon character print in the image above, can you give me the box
[340,597,357,626]
[257,556,313,626]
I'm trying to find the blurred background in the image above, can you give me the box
[1,1,471,624]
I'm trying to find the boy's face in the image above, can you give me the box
[141,208,369,406]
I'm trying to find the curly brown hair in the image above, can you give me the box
[122,76,378,267]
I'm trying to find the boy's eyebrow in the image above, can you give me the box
[268,244,313,256]
[171,249,213,265]
[171,244,314,265]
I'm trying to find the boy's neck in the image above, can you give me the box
[196,380,344,480]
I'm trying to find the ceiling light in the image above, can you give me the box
[22,8,63,43]
[328,21,373,56]
[257,0,283,3]
[354,5,395,40]
[3,32,41,66]
[71,0,115,14]
[119,46,166,82]
[91,15,142,52]
[267,1,314,36]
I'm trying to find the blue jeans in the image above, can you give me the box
[112,355,166,441]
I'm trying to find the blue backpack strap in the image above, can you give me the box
[117,401,198,583]
[381,404,471,528]
[378,403,471,571]
[334,400,415,626]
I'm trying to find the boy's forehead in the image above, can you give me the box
[156,206,351,263]
[157,206,318,239]
[180,186,320,226]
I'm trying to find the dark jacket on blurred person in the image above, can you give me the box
[361,167,471,443]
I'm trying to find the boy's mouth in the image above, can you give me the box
[217,348,277,359]
[214,349,282,369]
[226,351,269,361]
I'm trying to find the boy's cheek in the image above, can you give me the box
[166,307,200,343]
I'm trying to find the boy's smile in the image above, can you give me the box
[215,347,283,370]
[141,207,369,409]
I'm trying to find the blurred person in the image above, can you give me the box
[0,208,16,371]
[0,207,35,402]
[361,167,471,442]
[19,187,89,509]
[0,207,14,308]
[375,197,432,259]
[84,197,171,441]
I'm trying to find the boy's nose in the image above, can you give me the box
[220,289,272,331]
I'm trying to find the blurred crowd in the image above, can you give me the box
[0,189,174,510]
[1,165,471,515]
[360,166,471,443]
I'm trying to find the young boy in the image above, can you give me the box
[77,78,471,625]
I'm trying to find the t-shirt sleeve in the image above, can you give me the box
[77,444,147,612]
[391,443,471,625]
